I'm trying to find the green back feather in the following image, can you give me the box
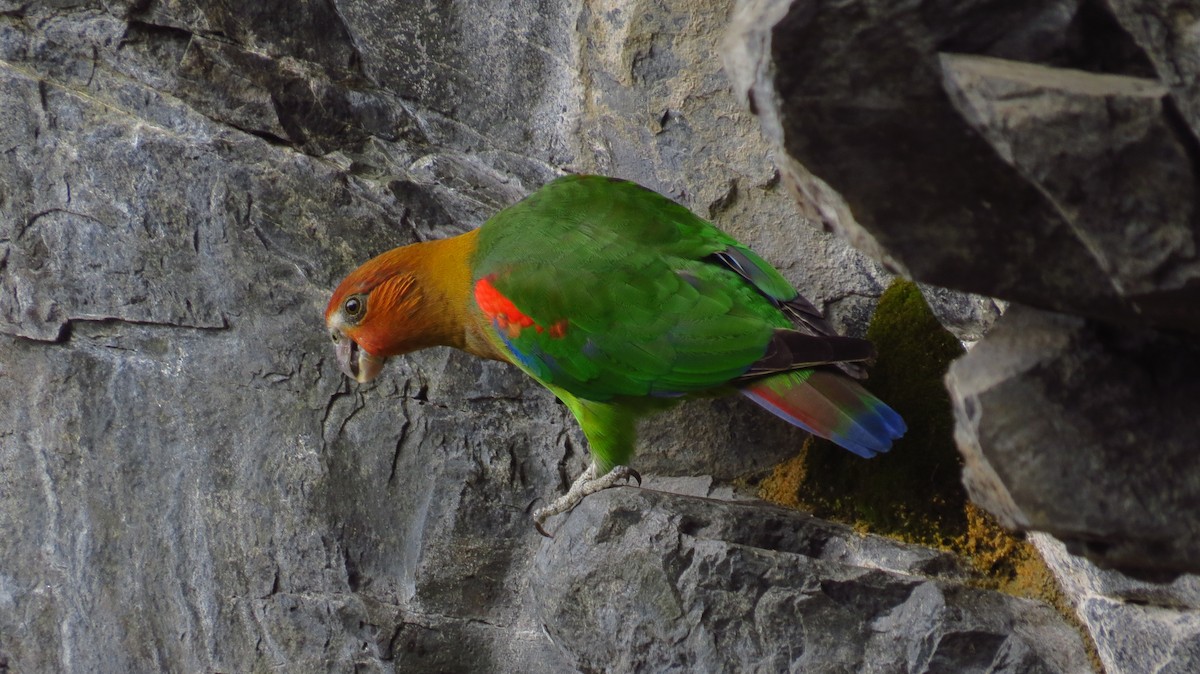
[468,174,860,471]
[471,175,793,398]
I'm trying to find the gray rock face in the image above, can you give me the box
[946,305,1200,578]
[13,0,1190,670]
[727,2,1200,671]
[535,488,1093,674]
[1107,0,1200,138]
[725,0,1200,334]
[0,54,569,669]
[0,1,933,672]
[1033,534,1200,674]
[939,53,1197,304]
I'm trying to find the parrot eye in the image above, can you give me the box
[343,295,365,321]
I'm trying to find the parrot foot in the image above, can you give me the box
[533,463,641,537]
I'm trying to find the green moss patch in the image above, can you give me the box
[760,279,968,544]
[757,280,1066,605]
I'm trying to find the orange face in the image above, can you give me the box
[325,249,424,383]
[326,233,479,382]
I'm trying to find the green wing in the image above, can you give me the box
[470,175,798,401]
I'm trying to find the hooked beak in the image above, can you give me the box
[331,328,386,383]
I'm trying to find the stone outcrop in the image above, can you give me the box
[726,0,1200,670]
[5,0,1196,671]
[535,488,1093,674]
[1034,534,1200,674]
[0,1,928,671]
[725,0,1200,334]
[946,306,1200,578]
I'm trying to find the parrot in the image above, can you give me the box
[325,174,905,535]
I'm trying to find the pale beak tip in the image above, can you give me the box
[331,328,386,383]
[355,353,385,383]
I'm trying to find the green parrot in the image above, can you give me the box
[326,175,905,534]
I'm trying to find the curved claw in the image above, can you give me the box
[529,463,642,537]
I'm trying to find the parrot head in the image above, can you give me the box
[325,246,441,384]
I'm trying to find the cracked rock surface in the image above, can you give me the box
[4,0,1172,671]
[725,0,1200,333]
[0,1,929,671]
[535,488,1092,674]
[726,1,1200,671]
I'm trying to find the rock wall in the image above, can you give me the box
[1,0,1186,672]
[0,1,900,671]
[726,0,1200,671]
[536,489,1091,674]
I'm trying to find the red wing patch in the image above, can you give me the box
[474,276,568,339]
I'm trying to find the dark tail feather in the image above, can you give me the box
[740,369,906,458]
[743,330,875,377]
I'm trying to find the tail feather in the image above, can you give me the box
[740,369,905,458]
[744,331,876,377]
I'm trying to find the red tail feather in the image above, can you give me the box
[741,369,905,458]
